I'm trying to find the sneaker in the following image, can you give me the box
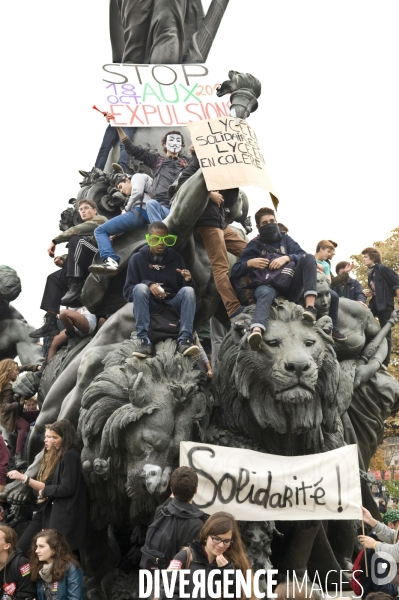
[177,340,199,357]
[29,312,58,339]
[89,257,119,274]
[112,163,124,173]
[332,329,347,341]
[248,330,262,351]
[302,305,317,322]
[132,339,154,358]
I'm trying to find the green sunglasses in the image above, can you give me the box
[145,234,178,247]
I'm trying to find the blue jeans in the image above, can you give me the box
[133,284,196,342]
[94,208,149,262]
[329,288,339,329]
[252,285,278,331]
[146,200,170,222]
[95,126,136,172]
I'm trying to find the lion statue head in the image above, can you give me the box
[213,300,344,454]
[78,338,211,528]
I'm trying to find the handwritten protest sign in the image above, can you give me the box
[99,63,230,127]
[180,442,362,521]
[187,118,279,209]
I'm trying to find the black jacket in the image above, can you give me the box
[122,138,186,203]
[123,246,195,302]
[231,233,307,280]
[42,447,88,550]
[154,498,207,550]
[160,540,236,600]
[331,275,366,303]
[368,263,399,312]
[0,550,35,600]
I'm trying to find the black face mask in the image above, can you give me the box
[259,222,280,243]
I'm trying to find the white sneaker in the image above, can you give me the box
[89,257,119,274]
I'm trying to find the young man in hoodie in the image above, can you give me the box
[362,246,399,366]
[0,526,35,600]
[123,221,198,358]
[231,207,318,351]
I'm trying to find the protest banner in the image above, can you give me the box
[98,63,230,127]
[186,118,279,209]
[180,442,362,521]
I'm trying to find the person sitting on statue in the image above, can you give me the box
[123,221,199,359]
[330,261,367,305]
[173,148,248,320]
[362,246,399,367]
[29,200,106,339]
[231,206,318,351]
[90,115,187,274]
[45,308,98,363]
[314,240,347,341]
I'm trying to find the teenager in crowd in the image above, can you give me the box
[362,246,399,366]
[9,420,87,553]
[0,526,36,600]
[30,200,107,338]
[46,307,97,362]
[124,221,198,358]
[330,261,367,304]
[30,529,83,600]
[0,359,41,469]
[231,207,318,351]
[160,511,255,600]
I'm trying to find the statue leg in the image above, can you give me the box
[147,0,186,63]
[119,0,153,64]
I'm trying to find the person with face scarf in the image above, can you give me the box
[231,207,318,351]
[91,116,187,274]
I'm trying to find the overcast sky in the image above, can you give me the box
[1,0,398,328]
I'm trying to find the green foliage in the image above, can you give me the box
[385,479,399,498]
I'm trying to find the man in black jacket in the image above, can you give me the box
[362,246,399,366]
[0,526,35,600]
[175,152,247,320]
[123,221,198,358]
[330,261,367,304]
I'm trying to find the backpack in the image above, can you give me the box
[148,304,180,343]
[140,508,181,570]
[233,242,296,294]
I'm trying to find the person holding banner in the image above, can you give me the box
[231,207,318,351]
[90,115,187,274]
[160,511,255,600]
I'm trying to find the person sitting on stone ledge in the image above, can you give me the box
[231,206,318,352]
[46,308,97,363]
[29,200,106,339]
[314,240,347,341]
[124,221,199,358]
[331,261,367,305]
[173,148,248,321]
[90,116,187,274]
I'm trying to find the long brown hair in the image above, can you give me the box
[199,511,255,600]
[0,359,16,393]
[49,419,79,457]
[29,529,80,582]
[36,425,59,483]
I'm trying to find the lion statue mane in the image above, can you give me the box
[213,300,354,456]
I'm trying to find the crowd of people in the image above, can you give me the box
[1,117,399,599]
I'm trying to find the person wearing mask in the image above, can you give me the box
[0,526,35,600]
[0,359,41,469]
[231,207,318,351]
[160,511,255,600]
[30,529,83,600]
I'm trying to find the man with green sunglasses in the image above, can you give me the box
[124,221,199,358]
